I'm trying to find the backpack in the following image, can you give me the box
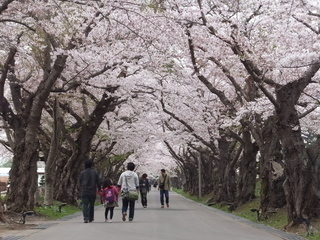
[104,188,115,203]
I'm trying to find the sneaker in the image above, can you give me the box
[161,205,164,208]
[84,220,88,223]
[105,218,108,222]
[143,206,147,208]
[108,219,112,223]
[122,213,127,221]
[167,203,169,208]
[129,218,133,222]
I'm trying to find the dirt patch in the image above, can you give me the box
[0,211,50,237]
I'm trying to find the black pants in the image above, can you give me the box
[82,195,96,221]
[140,192,148,206]
[122,198,135,219]
[105,207,115,219]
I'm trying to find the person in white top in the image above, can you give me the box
[117,162,139,222]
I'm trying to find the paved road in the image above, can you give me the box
[18,190,304,240]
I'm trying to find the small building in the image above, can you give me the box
[0,167,45,190]
[0,168,10,192]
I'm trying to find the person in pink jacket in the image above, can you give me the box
[98,178,119,223]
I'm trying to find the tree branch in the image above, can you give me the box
[0,0,14,15]
[160,98,216,153]
[293,15,319,35]
[0,19,36,32]
[185,27,235,111]
[298,105,318,119]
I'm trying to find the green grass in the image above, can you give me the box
[34,201,81,220]
[173,188,320,240]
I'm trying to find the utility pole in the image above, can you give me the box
[198,153,202,199]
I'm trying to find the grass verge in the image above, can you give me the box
[34,201,81,220]
[173,188,320,240]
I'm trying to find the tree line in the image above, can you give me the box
[0,0,320,228]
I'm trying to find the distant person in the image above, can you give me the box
[153,181,158,189]
[158,169,171,208]
[78,159,101,223]
[98,178,119,223]
[117,162,139,222]
[148,180,152,191]
[139,173,149,208]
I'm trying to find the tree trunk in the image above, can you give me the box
[215,135,238,203]
[236,128,258,206]
[4,55,67,212]
[258,117,285,219]
[44,98,63,206]
[200,150,216,195]
[0,195,6,223]
[276,83,319,221]
[7,132,39,211]
[225,143,241,204]
[306,136,320,211]
[54,94,118,204]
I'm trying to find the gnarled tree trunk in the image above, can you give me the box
[54,94,119,204]
[236,128,259,206]
[258,117,285,219]
[214,134,238,203]
[276,80,320,221]
[2,51,67,212]
[44,98,63,206]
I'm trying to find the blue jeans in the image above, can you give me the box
[160,190,169,206]
[122,198,135,219]
[82,195,96,221]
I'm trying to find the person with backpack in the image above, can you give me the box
[139,173,149,208]
[78,159,101,223]
[117,162,139,222]
[98,178,119,223]
[158,169,171,208]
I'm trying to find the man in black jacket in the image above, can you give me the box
[78,159,101,223]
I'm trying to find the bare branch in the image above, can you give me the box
[185,27,235,111]
[208,56,245,104]
[256,81,280,109]
[0,138,13,153]
[293,15,319,35]
[303,91,320,104]
[160,98,216,152]
[0,19,36,32]
[308,11,320,18]
[298,105,318,119]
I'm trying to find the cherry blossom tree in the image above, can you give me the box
[165,0,320,221]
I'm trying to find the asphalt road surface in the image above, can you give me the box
[20,190,304,240]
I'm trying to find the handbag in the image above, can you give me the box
[124,176,139,201]
[126,190,139,201]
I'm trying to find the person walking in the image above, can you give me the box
[98,178,119,223]
[158,169,171,208]
[117,162,139,222]
[139,173,149,208]
[78,159,101,223]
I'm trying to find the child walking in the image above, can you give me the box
[98,178,119,223]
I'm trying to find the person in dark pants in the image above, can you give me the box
[117,162,139,222]
[78,159,101,223]
[139,173,149,208]
[158,169,171,208]
[98,178,119,223]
